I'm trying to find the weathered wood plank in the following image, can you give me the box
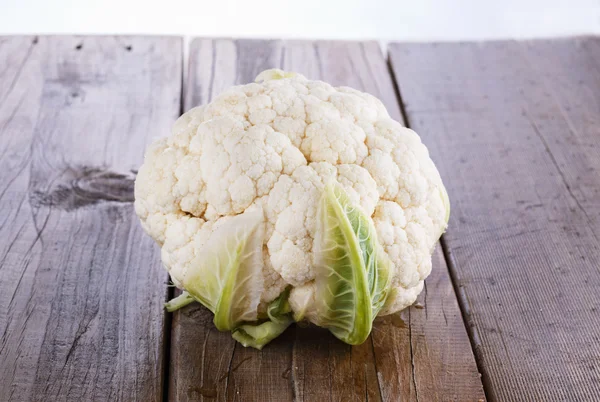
[0,36,182,401]
[170,38,484,402]
[389,37,600,401]
[171,39,295,402]
[373,245,486,402]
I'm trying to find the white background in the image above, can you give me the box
[1,0,600,41]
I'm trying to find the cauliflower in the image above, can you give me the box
[135,69,449,349]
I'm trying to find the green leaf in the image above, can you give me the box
[232,318,293,350]
[181,211,265,331]
[313,181,392,345]
[232,287,294,350]
[254,69,297,82]
[165,291,195,312]
[267,286,292,324]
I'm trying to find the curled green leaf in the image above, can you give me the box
[232,287,294,350]
[180,210,265,331]
[232,318,293,350]
[313,181,391,345]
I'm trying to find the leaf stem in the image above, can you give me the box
[165,291,195,312]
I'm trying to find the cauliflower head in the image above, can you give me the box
[135,69,449,349]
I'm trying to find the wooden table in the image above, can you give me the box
[1,35,598,401]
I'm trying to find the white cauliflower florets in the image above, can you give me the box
[135,69,448,322]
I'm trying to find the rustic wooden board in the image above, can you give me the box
[389,37,600,401]
[0,36,181,401]
[169,38,485,401]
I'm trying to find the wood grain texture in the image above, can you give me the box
[389,37,600,401]
[373,246,486,402]
[170,38,484,402]
[171,39,295,402]
[0,36,182,401]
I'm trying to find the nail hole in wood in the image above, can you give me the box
[125,45,132,52]
[75,43,83,50]
[32,37,39,44]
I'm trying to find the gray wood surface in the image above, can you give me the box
[0,36,181,401]
[389,37,600,401]
[170,38,485,402]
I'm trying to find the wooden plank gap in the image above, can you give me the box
[385,53,411,127]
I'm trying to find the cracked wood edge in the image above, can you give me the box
[169,38,484,402]
[0,36,182,401]
[389,37,600,401]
